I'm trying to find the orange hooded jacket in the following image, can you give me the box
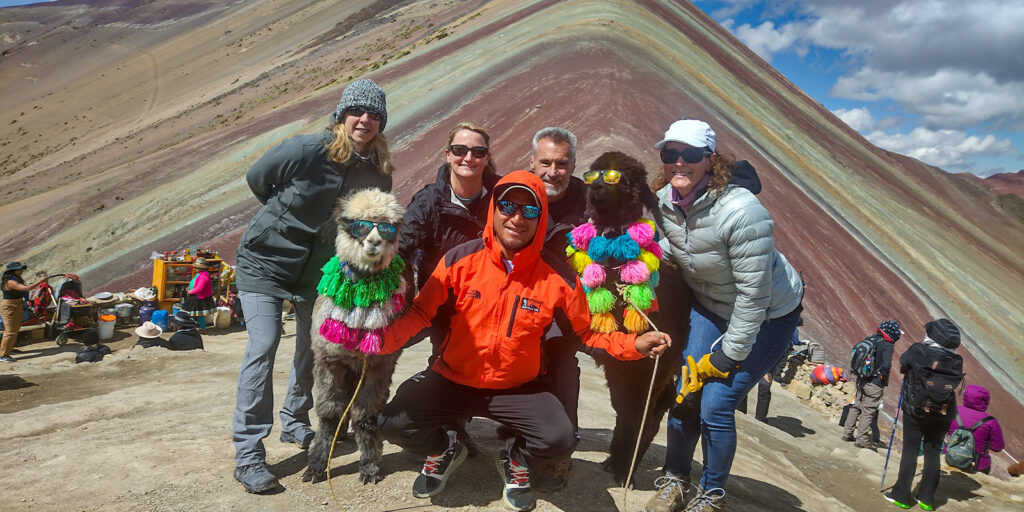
[380,171,643,389]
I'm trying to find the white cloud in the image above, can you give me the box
[730,21,802,61]
[832,107,902,132]
[865,127,1015,169]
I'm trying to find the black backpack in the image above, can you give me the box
[850,335,880,378]
[904,348,964,418]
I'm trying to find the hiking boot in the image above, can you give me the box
[496,448,535,511]
[917,499,934,511]
[234,462,279,494]
[280,428,315,450]
[684,487,726,511]
[0,356,16,363]
[412,440,467,498]
[855,441,877,452]
[883,492,913,509]
[645,474,690,512]
[841,434,855,442]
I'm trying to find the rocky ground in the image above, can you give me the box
[1,323,1021,512]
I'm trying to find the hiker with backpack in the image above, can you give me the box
[843,320,901,451]
[944,384,1003,475]
[885,318,964,511]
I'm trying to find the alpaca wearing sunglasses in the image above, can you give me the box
[303,188,408,485]
[572,151,692,486]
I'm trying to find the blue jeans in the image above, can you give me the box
[665,303,798,490]
[232,291,315,466]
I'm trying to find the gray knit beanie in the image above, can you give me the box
[333,79,387,132]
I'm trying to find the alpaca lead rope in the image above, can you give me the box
[620,298,663,511]
[327,355,367,512]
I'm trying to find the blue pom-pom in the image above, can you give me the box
[588,236,612,263]
[649,270,660,288]
[610,234,641,261]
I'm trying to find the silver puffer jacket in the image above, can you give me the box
[656,183,802,361]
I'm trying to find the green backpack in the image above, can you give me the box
[944,413,993,472]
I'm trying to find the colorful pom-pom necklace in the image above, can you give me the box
[566,218,662,333]
[315,255,406,354]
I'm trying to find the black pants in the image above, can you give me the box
[892,413,952,505]
[736,376,772,420]
[378,369,576,468]
[544,336,581,429]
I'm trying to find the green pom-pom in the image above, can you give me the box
[623,284,653,311]
[587,287,615,314]
[321,256,340,274]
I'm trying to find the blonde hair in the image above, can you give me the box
[447,122,498,176]
[327,123,394,175]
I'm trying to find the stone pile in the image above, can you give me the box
[779,361,856,422]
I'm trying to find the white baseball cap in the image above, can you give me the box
[653,120,716,152]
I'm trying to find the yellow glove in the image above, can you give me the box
[675,353,734,404]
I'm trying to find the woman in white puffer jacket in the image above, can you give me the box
[645,120,803,512]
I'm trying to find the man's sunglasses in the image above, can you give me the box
[346,219,397,241]
[583,169,627,185]
[448,144,489,158]
[496,200,542,220]
[344,107,382,122]
[660,147,712,164]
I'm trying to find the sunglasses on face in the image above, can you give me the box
[659,147,712,164]
[496,200,542,220]
[344,107,381,122]
[346,219,397,241]
[448,144,489,158]
[583,169,628,185]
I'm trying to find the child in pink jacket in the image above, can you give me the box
[947,384,1004,474]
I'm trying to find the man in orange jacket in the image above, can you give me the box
[377,171,670,511]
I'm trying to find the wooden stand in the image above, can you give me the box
[151,258,224,311]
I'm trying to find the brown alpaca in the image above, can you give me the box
[302,189,407,485]
[579,151,692,486]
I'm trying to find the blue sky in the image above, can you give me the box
[696,0,1024,177]
[0,0,52,7]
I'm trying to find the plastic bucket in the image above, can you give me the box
[151,309,169,331]
[172,304,182,317]
[97,316,116,340]
[215,306,232,329]
[115,303,133,318]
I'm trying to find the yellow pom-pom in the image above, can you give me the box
[640,217,656,230]
[569,251,593,274]
[624,308,649,333]
[566,245,576,257]
[590,312,617,333]
[638,250,661,273]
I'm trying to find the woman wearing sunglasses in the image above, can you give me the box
[646,120,803,512]
[231,79,394,494]
[398,121,500,292]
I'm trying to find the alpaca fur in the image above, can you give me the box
[584,151,692,486]
[302,189,406,485]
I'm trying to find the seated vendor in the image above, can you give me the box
[168,310,204,351]
[134,321,167,349]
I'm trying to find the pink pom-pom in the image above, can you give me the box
[644,241,663,259]
[570,223,597,251]
[627,222,655,246]
[391,293,405,312]
[619,259,651,284]
[360,330,383,354]
[320,318,338,343]
[581,263,606,288]
[341,326,360,350]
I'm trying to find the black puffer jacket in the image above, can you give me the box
[398,165,500,290]
[235,130,392,302]
[543,176,588,255]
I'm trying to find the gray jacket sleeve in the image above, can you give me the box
[245,138,306,204]
[717,196,775,361]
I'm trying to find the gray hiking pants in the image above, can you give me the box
[232,291,314,466]
[844,380,883,444]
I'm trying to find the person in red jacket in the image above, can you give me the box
[376,171,670,511]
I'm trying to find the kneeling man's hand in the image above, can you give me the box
[635,331,671,358]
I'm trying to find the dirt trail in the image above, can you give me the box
[1,323,1020,511]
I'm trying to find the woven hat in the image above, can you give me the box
[333,79,387,131]
[135,321,163,338]
[193,258,211,270]
[925,318,961,349]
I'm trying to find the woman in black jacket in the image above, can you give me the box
[398,121,500,290]
[231,79,393,494]
[886,318,964,511]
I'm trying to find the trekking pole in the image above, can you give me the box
[880,382,904,491]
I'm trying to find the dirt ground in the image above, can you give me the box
[1,322,1021,512]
